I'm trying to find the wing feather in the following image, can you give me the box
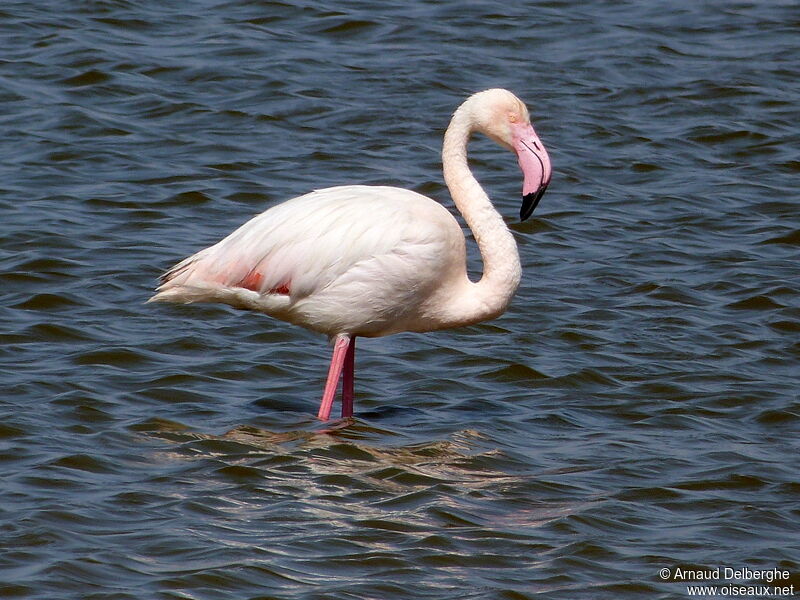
[152,185,459,308]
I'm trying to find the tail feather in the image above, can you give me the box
[157,253,203,287]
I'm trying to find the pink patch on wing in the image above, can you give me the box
[236,271,263,292]
[268,281,291,295]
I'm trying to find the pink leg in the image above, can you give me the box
[341,336,355,418]
[317,334,351,421]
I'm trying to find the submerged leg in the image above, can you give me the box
[341,336,356,418]
[317,334,351,421]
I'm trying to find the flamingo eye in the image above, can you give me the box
[509,113,518,123]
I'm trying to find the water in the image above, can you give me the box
[1,1,798,598]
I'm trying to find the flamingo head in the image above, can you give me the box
[467,89,553,220]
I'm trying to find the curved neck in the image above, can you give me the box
[441,107,521,322]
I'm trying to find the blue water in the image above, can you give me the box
[1,1,798,598]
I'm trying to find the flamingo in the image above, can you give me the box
[149,89,552,420]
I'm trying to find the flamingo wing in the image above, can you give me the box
[151,185,464,335]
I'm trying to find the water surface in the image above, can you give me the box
[1,1,798,598]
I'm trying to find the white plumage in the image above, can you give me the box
[149,89,552,420]
[156,186,464,336]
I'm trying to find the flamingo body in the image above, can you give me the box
[150,89,552,420]
[155,185,467,338]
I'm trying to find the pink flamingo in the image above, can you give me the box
[149,89,552,420]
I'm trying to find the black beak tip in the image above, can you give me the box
[520,185,548,221]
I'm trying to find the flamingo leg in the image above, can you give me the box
[317,334,351,421]
[341,336,355,418]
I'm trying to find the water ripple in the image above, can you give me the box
[1,0,798,598]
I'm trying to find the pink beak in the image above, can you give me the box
[512,122,552,220]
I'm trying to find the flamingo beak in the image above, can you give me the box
[513,122,552,220]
